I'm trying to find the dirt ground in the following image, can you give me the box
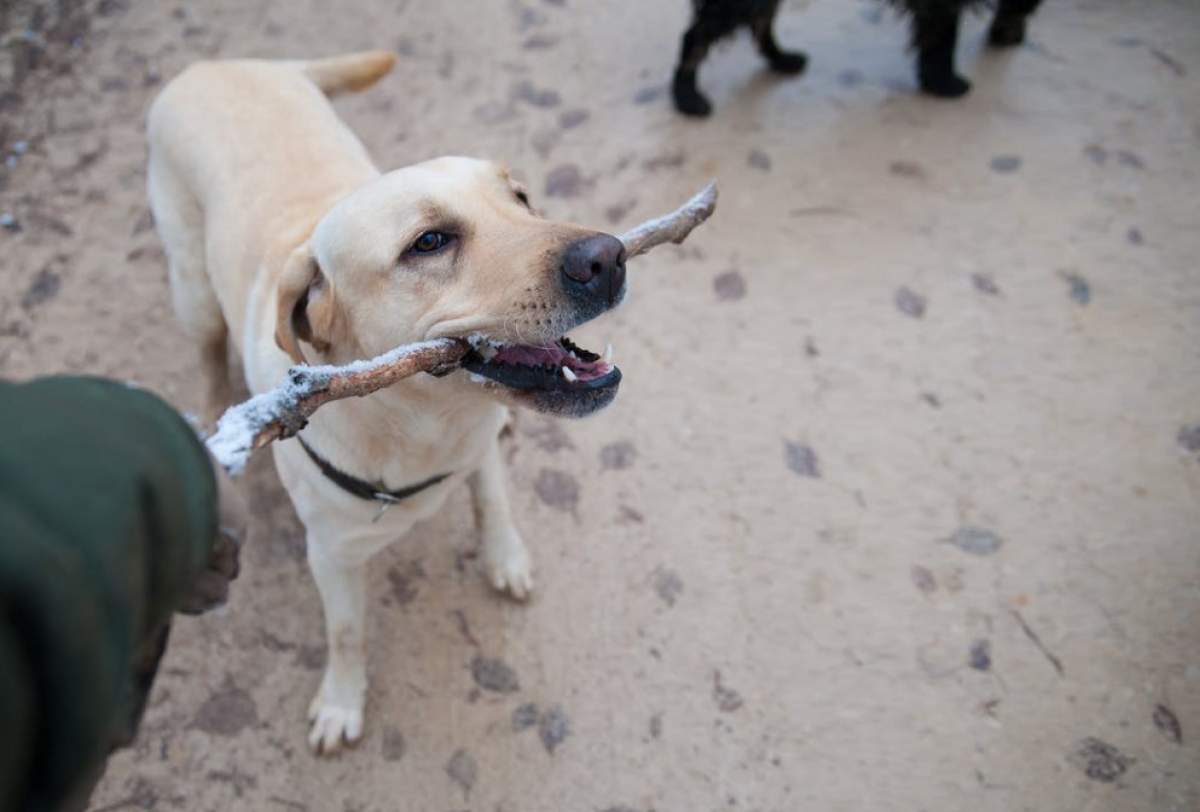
[1,0,1198,810]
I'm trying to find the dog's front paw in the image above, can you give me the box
[307,679,365,756]
[767,49,808,75]
[672,74,713,118]
[483,529,534,600]
[919,71,971,98]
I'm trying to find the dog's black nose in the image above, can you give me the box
[560,233,626,307]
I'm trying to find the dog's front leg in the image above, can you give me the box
[751,3,808,76]
[914,6,970,98]
[470,437,533,600]
[672,18,719,117]
[306,537,373,755]
[989,0,1041,47]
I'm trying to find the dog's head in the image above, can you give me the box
[275,157,623,417]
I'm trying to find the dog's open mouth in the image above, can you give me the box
[460,335,621,416]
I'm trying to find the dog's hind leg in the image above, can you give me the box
[751,1,808,75]
[470,434,533,600]
[989,0,1041,47]
[148,156,232,426]
[913,5,970,98]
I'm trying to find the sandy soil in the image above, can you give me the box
[1,1,1198,810]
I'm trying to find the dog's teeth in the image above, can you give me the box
[561,366,578,382]
[467,334,503,360]
[603,343,613,365]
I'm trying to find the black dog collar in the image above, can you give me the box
[297,436,450,504]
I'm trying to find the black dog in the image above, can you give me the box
[672,0,1044,117]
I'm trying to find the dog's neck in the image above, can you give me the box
[296,371,504,486]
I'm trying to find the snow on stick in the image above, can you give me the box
[206,339,467,473]
[205,181,718,474]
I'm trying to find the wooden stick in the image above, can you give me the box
[619,180,718,259]
[206,339,467,473]
[206,181,719,473]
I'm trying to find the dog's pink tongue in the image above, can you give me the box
[571,360,612,381]
[494,345,565,366]
[493,343,612,381]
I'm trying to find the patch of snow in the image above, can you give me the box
[298,338,455,378]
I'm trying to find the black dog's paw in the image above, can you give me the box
[767,49,808,75]
[673,75,713,117]
[674,89,713,117]
[919,70,971,98]
[988,16,1027,47]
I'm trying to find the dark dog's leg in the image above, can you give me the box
[989,0,1042,47]
[673,19,719,117]
[751,3,807,75]
[914,6,970,98]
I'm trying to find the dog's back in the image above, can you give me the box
[147,52,394,223]
[145,51,395,419]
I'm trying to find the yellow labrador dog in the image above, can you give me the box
[147,51,624,754]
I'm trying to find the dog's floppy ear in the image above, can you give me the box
[274,243,338,364]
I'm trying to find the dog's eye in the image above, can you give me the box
[515,190,531,209]
[410,231,453,254]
